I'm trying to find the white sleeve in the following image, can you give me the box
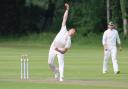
[59,25,67,34]
[102,31,107,45]
[65,37,71,49]
[116,30,121,45]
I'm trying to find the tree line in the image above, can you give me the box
[0,0,127,38]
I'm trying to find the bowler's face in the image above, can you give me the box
[69,29,76,37]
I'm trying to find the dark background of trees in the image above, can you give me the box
[0,0,127,37]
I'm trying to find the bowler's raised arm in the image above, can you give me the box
[62,3,69,26]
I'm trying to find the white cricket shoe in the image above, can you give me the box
[54,68,59,79]
[115,71,120,74]
[103,71,107,74]
[54,73,59,79]
[59,77,64,82]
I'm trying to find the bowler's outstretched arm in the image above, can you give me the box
[62,3,69,26]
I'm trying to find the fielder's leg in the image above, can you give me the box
[57,53,64,81]
[103,49,110,74]
[111,47,119,74]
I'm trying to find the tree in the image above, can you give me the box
[107,0,110,24]
[120,0,128,39]
[25,0,31,7]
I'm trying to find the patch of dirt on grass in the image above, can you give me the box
[28,79,128,88]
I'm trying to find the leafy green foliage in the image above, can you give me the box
[68,0,106,35]
[0,0,127,37]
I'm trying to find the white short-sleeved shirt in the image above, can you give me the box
[50,25,71,50]
[102,29,121,46]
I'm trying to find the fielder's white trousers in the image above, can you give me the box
[48,49,64,78]
[103,46,119,73]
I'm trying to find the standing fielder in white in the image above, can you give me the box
[102,22,122,74]
[48,3,76,81]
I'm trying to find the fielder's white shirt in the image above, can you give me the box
[51,25,71,49]
[102,29,121,46]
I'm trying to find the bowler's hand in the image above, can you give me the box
[55,48,59,51]
[65,3,69,10]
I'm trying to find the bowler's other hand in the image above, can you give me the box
[55,48,58,51]
[55,48,65,54]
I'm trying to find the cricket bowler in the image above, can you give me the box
[48,3,76,81]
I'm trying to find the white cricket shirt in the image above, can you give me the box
[51,25,71,49]
[102,29,121,46]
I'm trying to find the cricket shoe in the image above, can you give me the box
[115,71,120,74]
[54,72,59,79]
[59,77,64,82]
[103,71,107,74]
[54,68,59,79]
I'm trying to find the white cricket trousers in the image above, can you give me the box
[48,49,64,78]
[103,46,119,73]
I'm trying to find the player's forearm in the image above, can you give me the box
[117,36,121,45]
[64,10,69,20]
[117,31,121,45]
[102,34,107,50]
[62,10,69,26]
[55,48,68,54]
[62,3,69,26]
[118,43,122,50]
[118,43,121,47]
[117,35,122,50]
[117,43,121,47]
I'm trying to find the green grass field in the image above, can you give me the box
[0,45,128,89]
